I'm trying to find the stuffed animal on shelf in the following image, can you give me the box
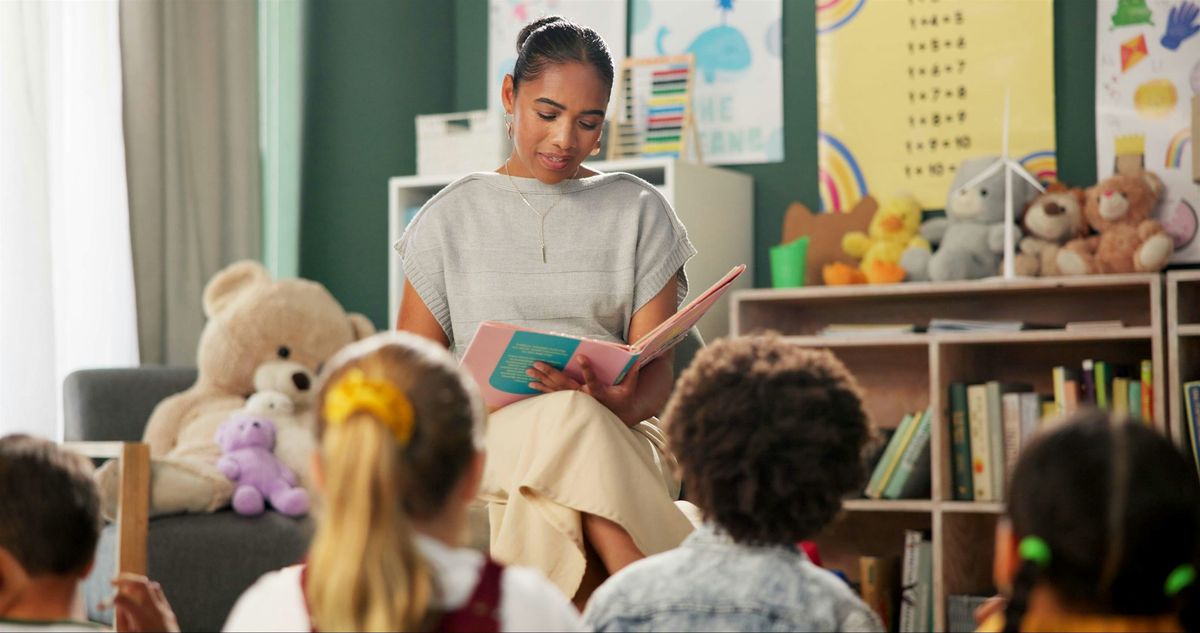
[215,415,309,517]
[1056,171,1173,274]
[1014,184,1088,277]
[836,195,929,284]
[95,260,374,518]
[901,156,1040,282]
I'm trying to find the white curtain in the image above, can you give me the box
[0,0,140,439]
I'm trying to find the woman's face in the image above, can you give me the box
[502,61,609,184]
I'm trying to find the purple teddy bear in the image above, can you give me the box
[215,415,310,517]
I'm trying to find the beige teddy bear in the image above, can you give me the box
[98,260,374,517]
[1056,172,1173,275]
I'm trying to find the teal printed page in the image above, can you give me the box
[488,331,580,394]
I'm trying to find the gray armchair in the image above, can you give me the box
[63,367,312,632]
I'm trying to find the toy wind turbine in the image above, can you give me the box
[956,91,1046,279]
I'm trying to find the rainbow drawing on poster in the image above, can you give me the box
[816,0,866,34]
[1019,150,1059,186]
[818,132,867,212]
[1165,128,1192,168]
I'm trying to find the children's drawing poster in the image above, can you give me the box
[1096,0,1200,264]
[488,0,627,113]
[817,0,1056,212]
[630,0,784,165]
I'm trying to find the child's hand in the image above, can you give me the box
[108,573,180,632]
[975,595,1006,626]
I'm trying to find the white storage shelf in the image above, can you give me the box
[388,158,754,343]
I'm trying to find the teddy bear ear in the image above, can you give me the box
[203,260,271,318]
[1046,182,1067,194]
[348,313,377,341]
[1141,172,1163,197]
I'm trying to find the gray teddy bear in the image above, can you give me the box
[901,156,1040,282]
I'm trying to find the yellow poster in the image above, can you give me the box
[817,0,1056,211]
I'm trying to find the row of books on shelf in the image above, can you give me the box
[854,532,988,632]
[863,408,932,500]
[1050,359,1153,421]
[950,358,1153,502]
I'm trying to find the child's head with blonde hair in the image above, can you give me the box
[306,331,485,632]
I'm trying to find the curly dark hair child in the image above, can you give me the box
[999,410,1200,633]
[663,334,871,545]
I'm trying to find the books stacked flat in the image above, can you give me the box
[864,407,932,500]
[818,323,917,338]
[927,318,1023,332]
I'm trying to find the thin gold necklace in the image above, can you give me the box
[504,157,581,263]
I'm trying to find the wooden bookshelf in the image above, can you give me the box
[731,274,1167,632]
[1167,271,1200,465]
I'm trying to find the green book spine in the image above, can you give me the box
[884,408,932,499]
[1095,361,1110,410]
[1129,381,1142,423]
[949,383,973,501]
[865,413,916,499]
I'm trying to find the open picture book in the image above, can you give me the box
[461,264,746,408]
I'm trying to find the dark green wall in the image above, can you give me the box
[300,0,456,328]
[304,0,1099,325]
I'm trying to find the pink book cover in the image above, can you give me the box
[461,265,745,408]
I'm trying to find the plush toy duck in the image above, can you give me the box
[841,195,929,283]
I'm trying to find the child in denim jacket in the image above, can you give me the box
[583,334,883,632]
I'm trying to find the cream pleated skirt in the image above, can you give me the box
[479,390,695,597]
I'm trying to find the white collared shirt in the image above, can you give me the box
[222,535,584,632]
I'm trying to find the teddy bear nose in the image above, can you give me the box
[1044,202,1064,216]
[292,372,311,391]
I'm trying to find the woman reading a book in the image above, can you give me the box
[394,16,696,605]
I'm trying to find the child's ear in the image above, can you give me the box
[993,519,1020,595]
[0,546,31,615]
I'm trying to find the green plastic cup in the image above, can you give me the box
[770,236,809,288]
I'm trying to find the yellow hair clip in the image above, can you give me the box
[323,368,415,445]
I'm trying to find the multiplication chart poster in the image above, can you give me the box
[816,0,1056,212]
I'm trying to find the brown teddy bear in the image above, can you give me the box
[1014,184,1088,277]
[98,260,374,517]
[1056,172,1173,275]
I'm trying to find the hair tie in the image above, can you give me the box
[1165,564,1196,597]
[1019,536,1052,568]
[323,368,415,445]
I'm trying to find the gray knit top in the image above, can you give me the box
[395,170,696,358]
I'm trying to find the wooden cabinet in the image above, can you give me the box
[731,274,1167,631]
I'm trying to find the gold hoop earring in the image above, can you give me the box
[505,113,513,139]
